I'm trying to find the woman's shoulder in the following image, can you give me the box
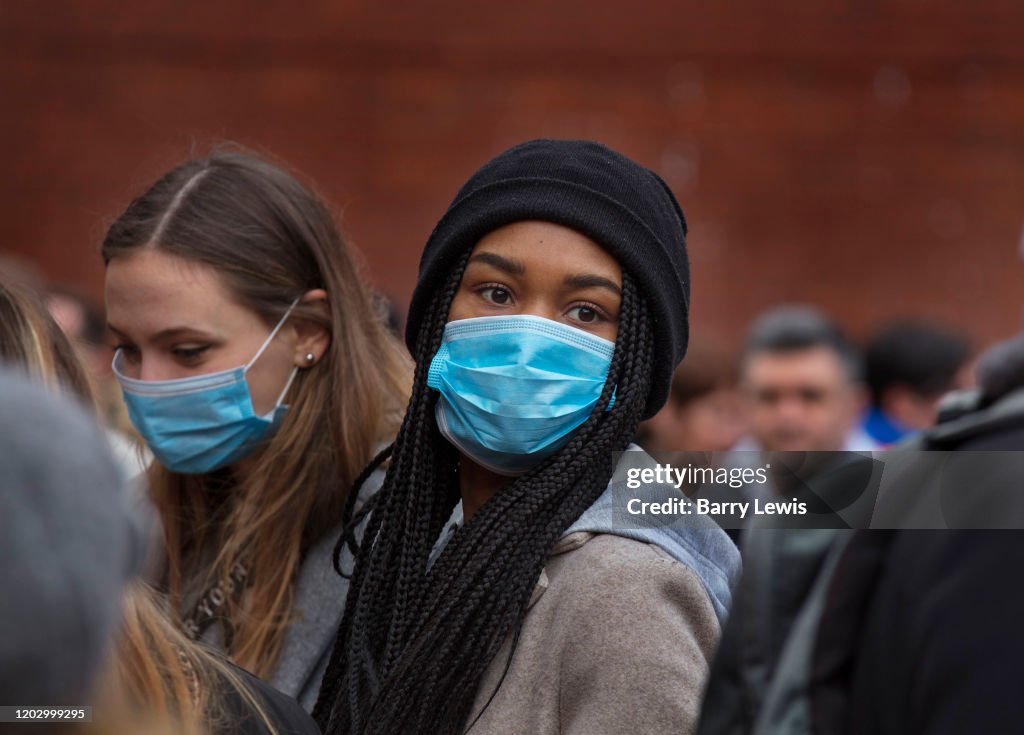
[530,532,721,731]
[272,459,391,704]
[546,532,717,620]
[553,531,677,571]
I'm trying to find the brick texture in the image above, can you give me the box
[2,1,1022,348]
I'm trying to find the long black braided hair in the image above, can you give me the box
[313,248,655,735]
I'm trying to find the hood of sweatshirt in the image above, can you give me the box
[563,445,741,626]
[428,445,741,627]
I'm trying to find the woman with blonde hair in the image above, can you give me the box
[108,582,318,735]
[0,272,317,734]
[0,272,95,404]
[101,149,411,710]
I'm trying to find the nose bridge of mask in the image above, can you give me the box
[431,314,614,375]
[442,314,615,359]
[430,315,616,409]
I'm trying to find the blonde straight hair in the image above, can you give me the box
[102,149,411,676]
[103,582,278,735]
[0,273,96,407]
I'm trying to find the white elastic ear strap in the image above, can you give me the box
[246,297,302,370]
[274,367,300,407]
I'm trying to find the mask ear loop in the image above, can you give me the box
[245,297,303,411]
[244,297,302,371]
[273,367,300,408]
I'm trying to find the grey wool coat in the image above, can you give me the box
[264,518,354,712]
[466,531,725,735]
[195,467,384,713]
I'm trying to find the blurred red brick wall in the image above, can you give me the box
[2,1,1022,350]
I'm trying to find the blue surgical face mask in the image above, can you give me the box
[112,302,300,474]
[426,314,616,476]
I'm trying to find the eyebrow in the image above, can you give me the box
[107,324,218,342]
[470,252,621,295]
[467,252,525,276]
[563,274,622,296]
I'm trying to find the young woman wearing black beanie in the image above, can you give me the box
[314,139,740,735]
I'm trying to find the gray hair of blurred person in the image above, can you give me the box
[0,369,143,709]
[741,304,863,383]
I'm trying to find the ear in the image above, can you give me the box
[291,289,331,368]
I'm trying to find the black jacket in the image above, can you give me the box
[699,334,1024,735]
[221,666,321,735]
[833,385,1024,734]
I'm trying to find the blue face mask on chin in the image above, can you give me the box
[113,301,300,475]
[426,314,616,476]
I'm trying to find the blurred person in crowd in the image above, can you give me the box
[834,333,1024,733]
[700,333,1024,735]
[0,269,162,572]
[45,285,119,403]
[0,368,317,735]
[313,140,739,735]
[0,274,97,404]
[0,269,318,735]
[0,266,148,477]
[736,304,876,452]
[638,344,746,453]
[861,320,972,446]
[696,306,876,723]
[44,284,151,476]
[0,369,141,732]
[102,148,412,711]
[108,581,319,735]
[45,285,139,429]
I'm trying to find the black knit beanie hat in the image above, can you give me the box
[406,139,690,419]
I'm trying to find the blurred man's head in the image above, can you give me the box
[640,346,746,453]
[740,305,865,452]
[44,285,142,438]
[44,285,109,378]
[865,321,972,434]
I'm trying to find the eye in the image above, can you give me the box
[172,345,210,363]
[566,303,608,325]
[478,285,514,306]
[799,388,826,405]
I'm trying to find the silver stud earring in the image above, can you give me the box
[304,353,315,365]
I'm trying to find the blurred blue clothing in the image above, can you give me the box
[862,406,911,446]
